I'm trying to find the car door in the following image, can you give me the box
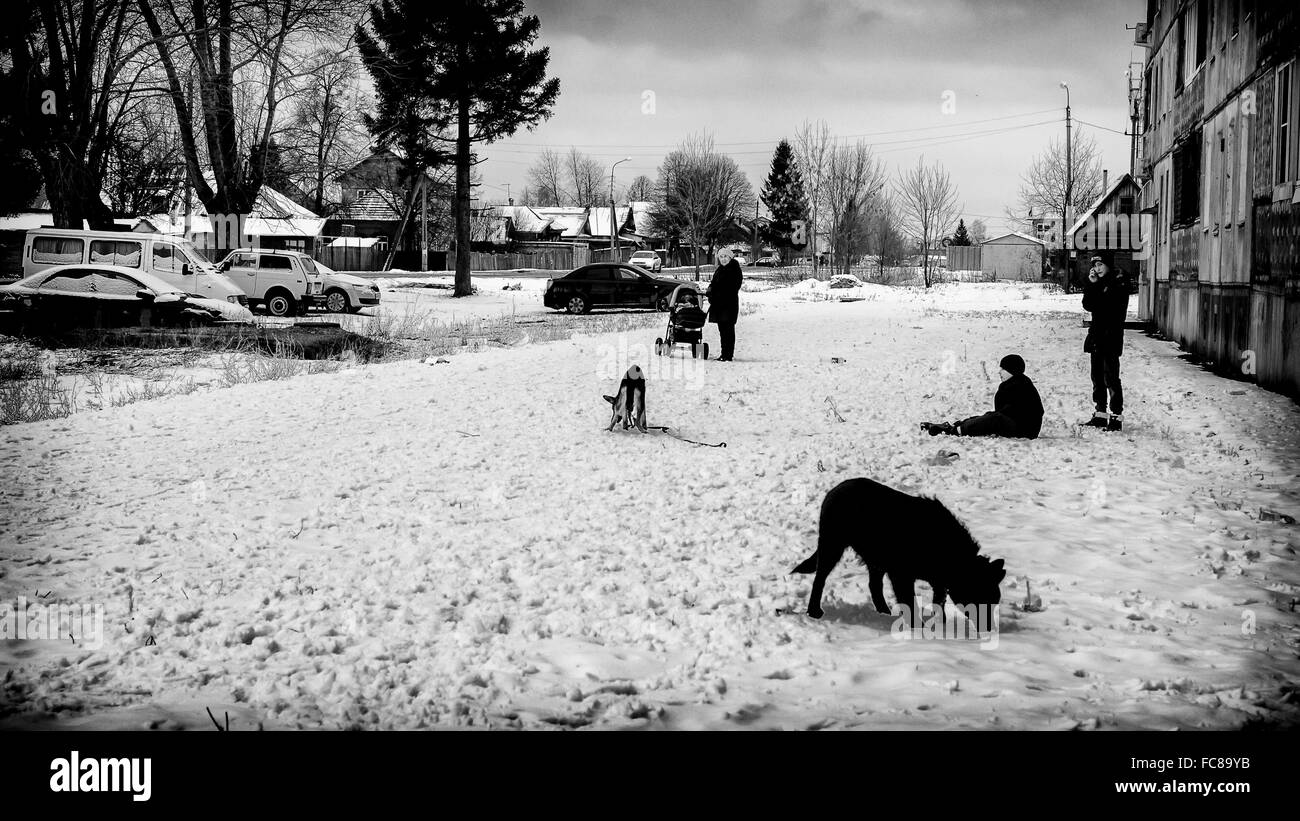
[584,266,618,306]
[225,252,260,298]
[257,253,295,299]
[613,266,646,306]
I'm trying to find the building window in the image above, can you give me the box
[1120,195,1135,213]
[1276,62,1295,185]
[1194,0,1208,67]
[1172,128,1202,225]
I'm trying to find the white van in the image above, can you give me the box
[22,228,248,306]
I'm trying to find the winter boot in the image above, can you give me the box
[1105,414,1123,432]
[921,422,956,436]
[1084,412,1110,428]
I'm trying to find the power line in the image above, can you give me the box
[487,116,1063,162]
[1073,118,1128,136]
[496,107,1062,150]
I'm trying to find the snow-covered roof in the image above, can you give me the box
[982,231,1046,246]
[134,213,215,236]
[585,206,631,239]
[532,209,587,238]
[0,212,54,231]
[496,205,553,234]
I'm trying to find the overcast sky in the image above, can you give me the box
[478,0,1145,234]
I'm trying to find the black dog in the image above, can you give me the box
[792,478,1006,622]
[604,364,648,432]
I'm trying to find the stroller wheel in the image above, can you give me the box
[691,343,699,359]
[654,337,663,356]
[702,343,709,360]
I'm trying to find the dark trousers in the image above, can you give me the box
[717,322,735,359]
[956,411,1018,437]
[1090,351,1123,414]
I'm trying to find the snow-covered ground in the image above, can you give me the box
[2,282,1298,730]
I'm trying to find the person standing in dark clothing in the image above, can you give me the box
[1081,255,1130,432]
[706,249,743,361]
[921,354,1045,439]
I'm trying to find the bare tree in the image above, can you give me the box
[136,0,363,216]
[969,217,988,244]
[862,191,907,277]
[283,47,369,215]
[626,174,654,201]
[793,118,832,277]
[6,0,172,226]
[822,140,887,277]
[1013,128,1104,271]
[525,147,566,206]
[894,156,962,288]
[566,147,605,208]
[650,132,754,279]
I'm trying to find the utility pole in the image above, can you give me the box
[1061,81,1072,293]
[752,198,760,264]
[610,156,631,261]
[420,177,427,272]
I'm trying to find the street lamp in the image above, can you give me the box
[1060,81,1072,291]
[610,156,631,259]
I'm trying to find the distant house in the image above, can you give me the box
[980,232,1046,281]
[494,205,562,242]
[1066,171,1142,283]
[328,148,445,253]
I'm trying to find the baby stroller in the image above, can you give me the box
[655,284,709,359]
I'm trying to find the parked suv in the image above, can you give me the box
[217,248,324,316]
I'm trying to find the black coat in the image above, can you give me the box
[1082,273,1130,356]
[994,373,1045,439]
[706,260,743,325]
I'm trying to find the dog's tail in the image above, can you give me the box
[791,553,818,574]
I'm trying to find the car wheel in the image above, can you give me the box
[565,294,587,314]
[265,290,295,317]
[702,343,709,360]
[655,337,663,356]
[324,289,350,313]
[691,343,699,359]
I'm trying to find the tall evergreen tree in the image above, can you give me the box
[357,0,559,296]
[950,218,972,246]
[759,139,809,254]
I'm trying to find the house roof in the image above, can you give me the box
[334,192,406,221]
[496,205,553,234]
[1066,172,1139,237]
[530,208,588,238]
[982,231,1046,246]
[586,206,631,239]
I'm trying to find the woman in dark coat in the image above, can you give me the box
[706,249,743,361]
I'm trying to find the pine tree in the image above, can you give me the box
[950,218,972,246]
[357,0,560,295]
[759,139,809,255]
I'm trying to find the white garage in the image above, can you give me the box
[980,232,1046,281]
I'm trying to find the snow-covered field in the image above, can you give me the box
[2,281,1298,730]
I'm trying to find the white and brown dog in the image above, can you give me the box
[604,365,648,432]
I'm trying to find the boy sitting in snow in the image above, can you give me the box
[922,354,1044,440]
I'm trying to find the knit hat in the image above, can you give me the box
[999,354,1026,375]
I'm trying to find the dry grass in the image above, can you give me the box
[0,374,76,424]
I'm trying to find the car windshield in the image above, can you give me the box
[174,240,219,275]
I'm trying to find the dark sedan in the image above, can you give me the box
[543,263,682,313]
